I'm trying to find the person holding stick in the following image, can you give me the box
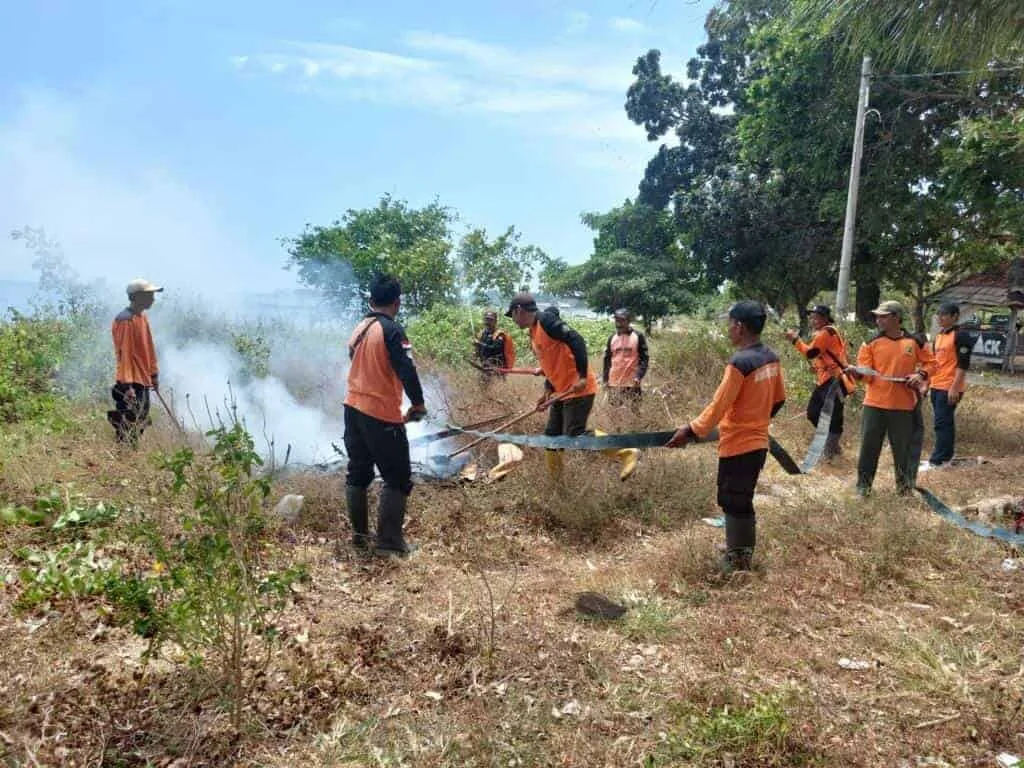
[473,309,516,374]
[845,300,936,496]
[505,293,639,481]
[108,278,163,447]
[667,301,786,573]
[784,305,853,460]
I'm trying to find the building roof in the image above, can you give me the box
[927,261,1023,308]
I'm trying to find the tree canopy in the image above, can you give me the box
[598,0,1024,328]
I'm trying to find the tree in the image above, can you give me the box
[626,0,1023,325]
[457,226,550,302]
[796,0,1024,72]
[537,257,576,296]
[573,248,696,333]
[283,195,456,313]
[575,202,701,331]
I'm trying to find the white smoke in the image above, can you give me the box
[1,88,449,469]
[159,341,346,467]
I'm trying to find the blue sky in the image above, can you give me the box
[0,0,714,295]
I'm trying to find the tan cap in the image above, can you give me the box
[870,300,904,317]
[126,278,163,296]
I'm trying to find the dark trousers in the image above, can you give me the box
[343,405,413,495]
[717,449,768,551]
[806,380,844,436]
[544,394,595,437]
[857,405,918,494]
[108,383,150,444]
[929,389,958,465]
[607,386,642,413]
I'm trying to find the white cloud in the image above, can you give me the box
[400,30,631,92]
[0,89,280,293]
[233,29,651,174]
[609,17,647,33]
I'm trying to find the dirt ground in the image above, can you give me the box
[0,369,1021,767]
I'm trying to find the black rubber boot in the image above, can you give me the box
[823,434,842,460]
[374,487,416,557]
[346,486,373,550]
[723,513,756,572]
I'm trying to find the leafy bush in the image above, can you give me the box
[407,304,615,368]
[233,330,272,381]
[15,541,121,609]
[0,311,72,423]
[108,420,306,730]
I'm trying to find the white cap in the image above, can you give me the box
[126,278,163,296]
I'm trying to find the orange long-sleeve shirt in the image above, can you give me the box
[690,343,786,458]
[529,310,597,401]
[112,310,158,387]
[793,325,850,386]
[855,332,937,411]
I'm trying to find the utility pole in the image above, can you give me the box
[835,55,872,319]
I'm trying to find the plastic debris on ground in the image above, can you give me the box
[837,657,873,671]
[488,443,524,481]
[272,494,305,522]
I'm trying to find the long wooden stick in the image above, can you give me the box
[153,389,186,435]
[447,390,570,458]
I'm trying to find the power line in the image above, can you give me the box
[874,64,1024,80]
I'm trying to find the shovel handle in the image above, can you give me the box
[447,390,570,458]
[154,389,187,435]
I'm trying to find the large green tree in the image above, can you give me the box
[456,226,550,302]
[575,202,701,332]
[626,0,1023,326]
[284,195,457,313]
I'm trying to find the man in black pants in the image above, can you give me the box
[506,293,638,481]
[667,302,786,572]
[343,274,427,557]
[784,305,852,460]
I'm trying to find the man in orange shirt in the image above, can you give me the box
[108,278,162,446]
[602,308,649,410]
[506,292,638,480]
[784,305,852,460]
[667,301,786,572]
[927,301,973,467]
[343,274,427,557]
[847,300,936,496]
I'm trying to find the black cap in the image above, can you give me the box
[613,308,631,320]
[483,310,497,320]
[937,301,960,316]
[505,292,538,317]
[809,304,832,321]
[728,300,767,323]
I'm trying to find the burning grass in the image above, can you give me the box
[1,340,1023,766]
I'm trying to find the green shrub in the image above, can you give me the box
[407,304,615,367]
[0,311,72,423]
[15,541,121,609]
[108,419,306,731]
